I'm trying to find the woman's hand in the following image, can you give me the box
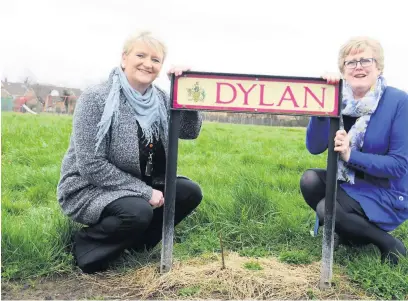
[334,130,351,162]
[149,189,164,208]
[167,66,191,80]
[322,72,342,85]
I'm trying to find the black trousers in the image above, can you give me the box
[73,177,202,273]
[301,169,366,218]
[300,168,406,264]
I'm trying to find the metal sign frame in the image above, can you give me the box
[160,71,342,289]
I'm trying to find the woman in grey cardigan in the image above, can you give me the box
[57,31,203,273]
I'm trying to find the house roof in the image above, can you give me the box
[1,81,30,97]
[1,81,83,100]
[1,88,11,97]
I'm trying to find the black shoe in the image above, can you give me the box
[381,238,407,266]
[77,257,110,274]
[333,233,354,249]
[75,244,111,274]
[73,231,111,274]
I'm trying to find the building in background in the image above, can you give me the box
[1,79,82,114]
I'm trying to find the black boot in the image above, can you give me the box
[73,231,112,274]
[381,238,407,266]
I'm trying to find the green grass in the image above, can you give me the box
[177,286,201,297]
[2,112,408,299]
[279,250,313,265]
[243,261,263,271]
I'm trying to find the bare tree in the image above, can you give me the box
[61,89,73,113]
[19,70,47,106]
[31,83,46,105]
[18,71,46,112]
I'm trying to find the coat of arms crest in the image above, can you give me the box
[187,82,206,102]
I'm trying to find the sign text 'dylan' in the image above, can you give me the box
[172,73,340,117]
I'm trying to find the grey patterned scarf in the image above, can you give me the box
[95,67,168,152]
[337,75,387,184]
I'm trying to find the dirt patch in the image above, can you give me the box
[2,252,370,300]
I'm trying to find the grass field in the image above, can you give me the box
[2,112,408,299]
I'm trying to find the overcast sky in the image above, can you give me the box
[1,0,407,92]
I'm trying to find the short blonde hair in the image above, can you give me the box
[122,31,167,60]
[338,36,384,73]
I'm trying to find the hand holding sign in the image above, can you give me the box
[334,129,351,162]
[167,66,191,80]
[149,189,164,208]
[322,72,342,85]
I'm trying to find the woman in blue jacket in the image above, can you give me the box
[300,37,408,264]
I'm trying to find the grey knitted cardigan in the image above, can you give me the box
[57,71,203,225]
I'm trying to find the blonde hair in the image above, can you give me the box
[122,31,167,60]
[338,36,384,74]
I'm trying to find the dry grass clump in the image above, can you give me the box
[77,252,369,300]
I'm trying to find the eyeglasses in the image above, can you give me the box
[344,58,376,69]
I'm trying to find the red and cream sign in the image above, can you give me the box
[172,72,340,117]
